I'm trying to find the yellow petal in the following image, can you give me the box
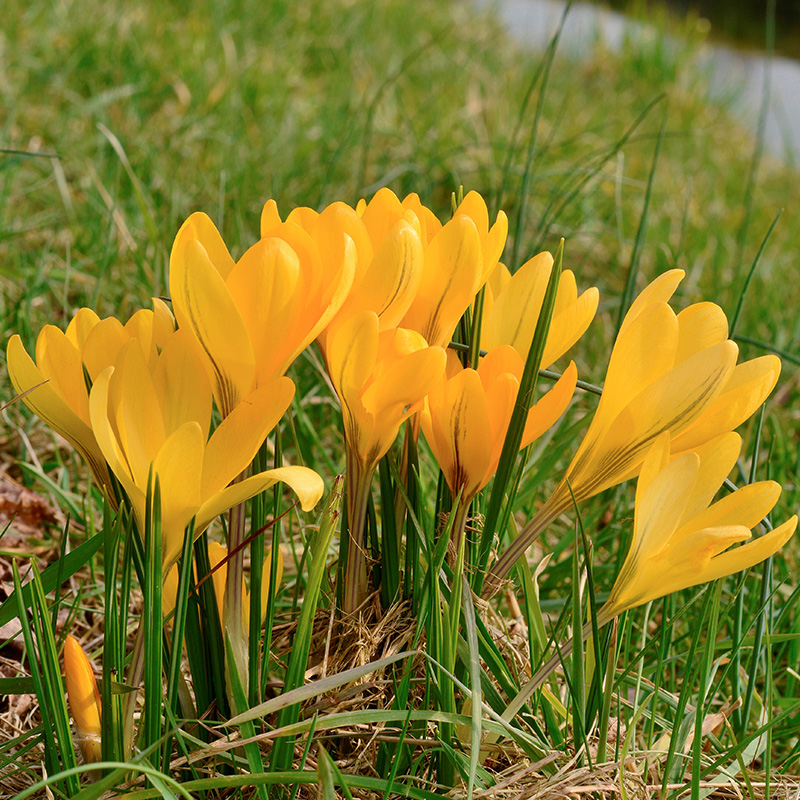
[8,334,89,446]
[481,251,552,356]
[618,269,684,336]
[152,330,213,440]
[170,237,255,414]
[402,193,442,244]
[677,432,741,524]
[64,635,102,763]
[260,199,283,235]
[313,202,373,284]
[598,340,737,476]
[172,211,236,280]
[81,317,129,382]
[197,466,325,530]
[326,312,378,403]
[521,361,577,446]
[701,516,797,582]
[634,452,699,559]
[360,188,405,249]
[208,541,228,624]
[113,342,166,489]
[89,367,144,518]
[596,302,679,429]
[670,356,781,454]
[634,432,671,507]
[154,422,204,569]
[553,270,578,316]
[151,297,176,349]
[226,236,302,381]
[65,308,101,349]
[438,368,493,498]
[542,285,599,369]
[35,326,91,423]
[674,302,729,365]
[677,480,782,537]
[342,219,423,329]
[400,215,482,347]
[201,378,295,498]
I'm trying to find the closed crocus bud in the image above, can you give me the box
[64,635,102,764]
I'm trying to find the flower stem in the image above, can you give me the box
[342,448,374,615]
[223,477,248,705]
[122,621,145,759]
[479,484,572,597]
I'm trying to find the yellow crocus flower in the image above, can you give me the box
[485,269,780,592]
[7,300,175,493]
[326,310,446,611]
[420,347,576,545]
[169,209,357,416]
[597,432,797,623]
[64,635,102,764]
[482,254,599,369]
[88,332,324,572]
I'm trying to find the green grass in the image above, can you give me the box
[2,0,800,796]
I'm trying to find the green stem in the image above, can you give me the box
[122,621,146,758]
[224,475,249,704]
[342,447,375,614]
[480,485,571,597]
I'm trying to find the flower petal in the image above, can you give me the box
[481,251,552,356]
[521,361,577,446]
[677,432,741,524]
[678,480,782,536]
[201,378,295,498]
[542,285,599,369]
[670,355,781,454]
[618,269,684,336]
[342,219,423,329]
[82,317,130,382]
[401,214,482,347]
[701,516,797,583]
[172,211,236,280]
[674,302,729,365]
[153,421,204,569]
[196,466,325,530]
[170,236,255,414]
[152,329,212,440]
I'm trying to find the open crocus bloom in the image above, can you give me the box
[482,254,599,369]
[598,432,797,623]
[88,332,324,572]
[7,300,175,493]
[169,210,357,416]
[420,347,577,506]
[64,635,102,764]
[485,269,781,592]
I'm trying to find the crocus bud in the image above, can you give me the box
[64,635,102,764]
